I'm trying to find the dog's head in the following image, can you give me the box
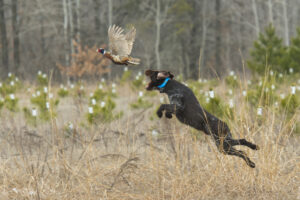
[145,70,174,91]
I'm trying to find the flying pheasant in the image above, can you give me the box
[97,25,140,65]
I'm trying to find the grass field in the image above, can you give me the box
[0,74,299,199]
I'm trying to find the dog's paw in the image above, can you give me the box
[165,112,172,119]
[156,110,163,118]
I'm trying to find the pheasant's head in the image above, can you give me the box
[145,70,174,91]
[97,48,106,54]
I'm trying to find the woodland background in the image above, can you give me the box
[0,0,300,80]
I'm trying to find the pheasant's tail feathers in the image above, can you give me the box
[127,57,141,65]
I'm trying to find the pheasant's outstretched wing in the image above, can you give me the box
[108,25,136,56]
[125,26,136,55]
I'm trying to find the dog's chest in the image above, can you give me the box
[168,95,177,104]
[168,93,183,105]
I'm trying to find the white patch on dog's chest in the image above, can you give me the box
[169,93,183,106]
[169,96,175,104]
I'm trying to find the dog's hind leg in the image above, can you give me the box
[224,146,256,168]
[213,137,256,168]
[227,138,259,150]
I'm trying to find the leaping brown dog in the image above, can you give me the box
[145,69,259,168]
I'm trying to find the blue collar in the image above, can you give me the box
[157,77,170,89]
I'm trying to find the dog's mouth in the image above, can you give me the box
[145,80,154,90]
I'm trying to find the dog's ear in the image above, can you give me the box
[145,70,154,76]
[168,72,174,79]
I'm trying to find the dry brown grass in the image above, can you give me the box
[0,83,299,200]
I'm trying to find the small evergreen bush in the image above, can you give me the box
[87,96,123,124]
[247,24,287,75]
[58,86,69,97]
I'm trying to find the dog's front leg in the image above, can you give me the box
[157,94,184,119]
[157,104,176,118]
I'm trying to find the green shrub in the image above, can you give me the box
[294,122,300,134]
[203,90,229,118]
[131,73,144,90]
[185,80,206,103]
[120,68,132,84]
[208,79,219,87]
[186,80,204,94]
[130,97,153,109]
[150,105,161,121]
[87,96,123,124]
[247,24,287,75]
[225,72,239,88]
[145,90,157,97]
[70,84,86,98]
[0,97,4,110]
[0,74,21,96]
[37,72,49,87]
[63,122,76,138]
[58,87,69,97]
[0,82,8,96]
[280,93,299,118]
[5,94,18,112]
[204,96,223,118]
[107,87,118,98]
[91,88,107,101]
[246,76,279,107]
[23,107,38,126]
[283,28,300,74]
[29,91,59,121]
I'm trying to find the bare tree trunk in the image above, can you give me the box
[290,5,298,35]
[181,39,188,78]
[282,0,289,46]
[40,17,46,55]
[239,2,246,55]
[63,0,69,66]
[268,0,273,24]
[186,1,199,79]
[68,0,74,63]
[75,0,80,43]
[0,0,9,74]
[12,0,20,73]
[225,23,230,72]
[252,0,260,36]
[155,0,161,70]
[108,0,113,80]
[199,0,207,78]
[215,0,221,76]
[108,0,113,26]
[93,0,100,39]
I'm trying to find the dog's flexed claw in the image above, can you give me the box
[165,112,172,119]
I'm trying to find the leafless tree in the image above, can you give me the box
[0,0,9,75]
[12,0,20,73]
